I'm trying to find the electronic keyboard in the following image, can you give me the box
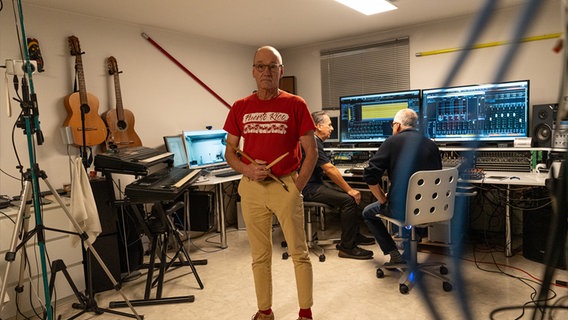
[125,167,201,201]
[95,146,173,175]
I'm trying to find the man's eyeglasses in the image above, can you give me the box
[391,121,401,128]
[253,63,282,73]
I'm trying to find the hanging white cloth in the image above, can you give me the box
[70,157,101,247]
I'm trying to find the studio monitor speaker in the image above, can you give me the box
[531,104,558,147]
[90,177,118,235]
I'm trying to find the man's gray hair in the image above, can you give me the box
[311,110,328,125]
[394,109,418,128]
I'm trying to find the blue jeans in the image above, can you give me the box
[303,183,362,249]
[362,201,398,255]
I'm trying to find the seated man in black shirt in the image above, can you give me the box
[363,109,442,265]
[302,111,375,260]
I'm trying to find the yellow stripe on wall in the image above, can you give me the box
[415,32,562,57]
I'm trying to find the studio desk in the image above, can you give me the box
[460,171,549,257]
[336,162,552,257]
[192,173,242,249]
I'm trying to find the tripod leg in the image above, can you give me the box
[165,214,204,289]
[46,259,89,320]
[0,180,33,313]
[41,176,142,320]
[14,200,34,312]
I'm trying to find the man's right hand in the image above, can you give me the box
[246,160,269,181]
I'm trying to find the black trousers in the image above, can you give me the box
[303,182,362,249]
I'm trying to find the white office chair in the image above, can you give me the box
[376,167,458,294]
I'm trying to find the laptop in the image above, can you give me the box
[163,135,190,168]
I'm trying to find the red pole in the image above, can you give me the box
[141,32,232,109]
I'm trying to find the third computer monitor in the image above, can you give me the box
[421,80,529,145]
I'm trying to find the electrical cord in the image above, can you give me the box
[468,248,562,319]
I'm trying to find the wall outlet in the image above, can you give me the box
[5,59,37,76]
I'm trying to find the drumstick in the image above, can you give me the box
[227,143,254,162]
[266,152,289,170]
[227,144,289,192]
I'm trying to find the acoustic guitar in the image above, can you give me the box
[102,56,142,151]
[63,35,106,147]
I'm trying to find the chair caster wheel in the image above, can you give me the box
[319,254,326,262]
[399,284,409,294]
[282,252,289,260]
[281,241,287,248]
[376,268,384,278]
[440,265,448,275]
[443,281,452,292]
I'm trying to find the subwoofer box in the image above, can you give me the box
[172,191,215,231]
[86,233,122,293]
[522,188,566,269]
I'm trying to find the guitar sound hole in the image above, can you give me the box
[80,104,91,114]
[117,120,127,130]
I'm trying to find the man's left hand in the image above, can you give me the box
[347,189,361,205]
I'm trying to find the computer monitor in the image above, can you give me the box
[421,80,529,145]
[163,134,188,167]
[182,129,228,169]
[339,89,421,145]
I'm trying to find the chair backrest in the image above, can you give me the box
[404,167,458,227]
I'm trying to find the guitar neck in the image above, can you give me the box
[113,73,125,120]
[75,54,89,106]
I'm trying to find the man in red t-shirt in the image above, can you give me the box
[223,46,317,320]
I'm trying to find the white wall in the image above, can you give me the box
[283,1,563,112]
[0,3,257,198]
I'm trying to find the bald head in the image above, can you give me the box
[254,46,282,65]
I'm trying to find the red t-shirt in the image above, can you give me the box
[224,91,315,177]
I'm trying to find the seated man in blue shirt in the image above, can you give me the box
[303,111,375,260]
[363,109,442,265]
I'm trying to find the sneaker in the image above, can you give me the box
[355,233,375,246]
[383,250,406,267]
[337,245,373,260]
[383,260,407,267]
[251,311,274,320]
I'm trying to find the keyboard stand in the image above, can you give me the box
[109,198,206,308]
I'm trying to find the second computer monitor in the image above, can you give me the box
[339,89,421,145]
[182,129,228,169]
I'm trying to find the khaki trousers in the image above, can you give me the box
[238,173,313,310]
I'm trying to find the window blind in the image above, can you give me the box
[320,37,410,110]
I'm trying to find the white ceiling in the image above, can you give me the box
[24,0,528,48]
